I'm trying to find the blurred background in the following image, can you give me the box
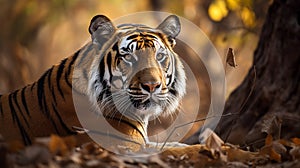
[0,0,271,139]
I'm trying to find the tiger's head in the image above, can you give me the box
[87,15,186,125]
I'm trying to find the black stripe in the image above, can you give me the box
[98,80,108,102]
[128,40,137,50]
[156,33,168,43]
[67,50,80,75]
[114,52,120,66]
[51,86,57,105]
[83,69,89,81]
[30,82,36,91]
[37,69,60,134]
[47,67,53,90]
[126,34,138,40]
[145,34,158,39]
[52,103,75,135]
[56,58,68,100]
[99,56,105,82]
[65,74,72,88]
[106,52,112,82]
[112,42,118,52]
[9,94,17,123]
[13,90,30,127]
[21,87,31,117]
[48,112,60,134]
[8,94,31,145]
[65,51,80,88]
[105,117,146,143]
[37,69,51,117]
[169,82,178,96]
[47,67,57,105]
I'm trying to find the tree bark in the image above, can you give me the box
[214,0,300,148]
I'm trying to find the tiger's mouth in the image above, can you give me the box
[98,85,179,121]
[128,92,167,110]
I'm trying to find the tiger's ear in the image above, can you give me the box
[89,15,116,44]
[157,15,181,39]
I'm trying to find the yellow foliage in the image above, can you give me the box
[241,7,256,27]
[226,0,240,10]
[208,0,257,28]
[208,0,228,22]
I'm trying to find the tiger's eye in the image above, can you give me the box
[123,54,133,61]
[156,53,165,61]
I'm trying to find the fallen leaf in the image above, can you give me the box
[202,128,225,161]
[48,134,69,156]
[63,135,76,150]
[260,144,282,162]
[227,148,258,162]
[81,142,102,155]
[291,137,300,145]
[278,139,293,148]
[260,134,288,162]
[161,145,202,159]
[226,48,237,67]
[272,141,287,156]
[265,134,273,146]
[205,131,224,151]
[198,146,215,159]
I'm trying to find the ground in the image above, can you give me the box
[1,131,300,168]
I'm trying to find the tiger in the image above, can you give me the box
[0,14,186,151]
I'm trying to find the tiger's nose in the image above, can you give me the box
[141,82,161,93]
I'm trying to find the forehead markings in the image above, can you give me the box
[110,28,175,87]
[119,33,166,53]
[116,25,172,48]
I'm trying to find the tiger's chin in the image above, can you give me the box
[129,97,179,122]
[131,99,163,119]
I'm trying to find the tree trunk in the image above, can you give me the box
[214,0,300,148]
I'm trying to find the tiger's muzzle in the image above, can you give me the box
[127,67,168,110]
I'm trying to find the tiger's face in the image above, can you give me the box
[110,32,177,119]
[88,15,186,122]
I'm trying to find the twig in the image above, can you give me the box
[160,112,238,151]
[223,66,257,142]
